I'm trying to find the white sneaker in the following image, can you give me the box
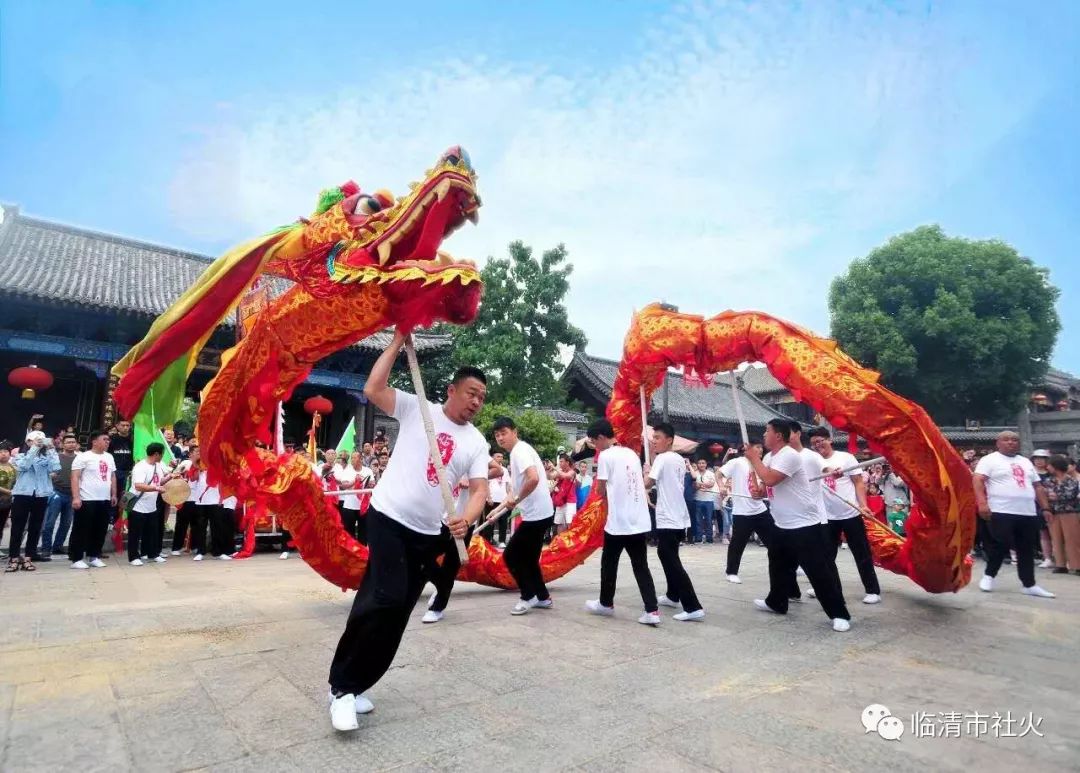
[753,599,780,614]
[510,600,531,616]
[726,574,742,584]
[140,555,148,561]
[638,611,662,626]
[806,587,817,599]
[129,559,144,566]
[193,554,204,562]
[1038,558,1054,569]
[218,554,232,561]
[422,610,443,623]
[978,575,994,592]
[1022,585,1055,598]
[496,542,506,549]
[529,597,553,610]
[832,618,851,632]
[170,550,182,556]
[71,560,89,570]
[862,593,881,604]
[585,600,614,617]
[153,556,167,564]
[673,609,705,622]
[796,567,806,577]
[657,595,681,609]
[329,694,359,731]
[279,551,289,560]
[327,690,374,715]
[89,558,106,568]
[721,537,730,545]
[354,693,374,714]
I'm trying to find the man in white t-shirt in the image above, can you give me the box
[973,430,1054,598]
[691,459,718,543]
[328,331,490,731]
[127,442,168,566]
[744,419,852,632]
[584,418,660,626]
[808,428,881,604]
[70,429,117,569]
[718,445,774,583]
[482,451,512,546]
[495,416,556,616]
[644,422,703,621]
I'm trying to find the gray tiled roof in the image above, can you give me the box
[0,205,447,352]
[732,365,786,395]
[536,407,589,424]
[565,352,789,426]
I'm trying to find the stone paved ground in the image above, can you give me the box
[0,541,1076,772]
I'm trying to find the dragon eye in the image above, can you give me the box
[356,196,382,215]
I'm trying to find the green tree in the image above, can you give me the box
[828,225,1060,424]
[474,402,568,461]
[454,241,587,405]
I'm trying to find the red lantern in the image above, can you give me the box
[8,365,53,400]
[1057,399,1070,411]
[303,396,333,415]
[708,442,725,455]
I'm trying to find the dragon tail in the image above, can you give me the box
[111,225,301,425]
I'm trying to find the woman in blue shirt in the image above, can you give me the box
[6,431,61,571]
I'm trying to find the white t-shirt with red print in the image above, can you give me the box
[719,456,768,516]
[72,451,116,502]
[369,389,490,535]
[819,450,861,520]
[129,460,165,514]
[975,451,1040,516]
[509,440,553,522]
[597,445,651,536]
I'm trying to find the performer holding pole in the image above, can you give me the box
[327,331,490,732]
[808,428,882,604]
[645,422,705,621]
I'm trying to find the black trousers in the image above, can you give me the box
[765,523,850,620]
[329,509,447,695]
[599,531,658,612]
[0,504,9,549]
[503,516,554,602]
[192,505,212,555]
[655,528,701,612]
[150,497,168,558]
[340,506,362,543]
[212,507,236,556]
[725,510,774,575]
[428,524,471,612]
[8,495,48,559]
[826,515,880,595]
[172,502,196,551]
[69,500,110,561]
[479,501,509,544]
[127,508,161,561]
[985,512,1040,587]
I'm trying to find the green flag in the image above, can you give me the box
[336,416,357,455]
[133,384,176,464]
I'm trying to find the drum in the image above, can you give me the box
[161,477,192,506]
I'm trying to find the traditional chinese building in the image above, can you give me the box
[0,204,448,447]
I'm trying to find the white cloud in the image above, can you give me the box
[167,1,1049,360]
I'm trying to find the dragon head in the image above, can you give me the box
[305,146,483,325]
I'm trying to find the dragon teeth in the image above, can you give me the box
[435,179,452,202]
[377,240,393,264]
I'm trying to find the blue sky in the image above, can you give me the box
[2,0,1078,372]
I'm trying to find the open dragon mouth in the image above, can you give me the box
[333,146,481,279]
